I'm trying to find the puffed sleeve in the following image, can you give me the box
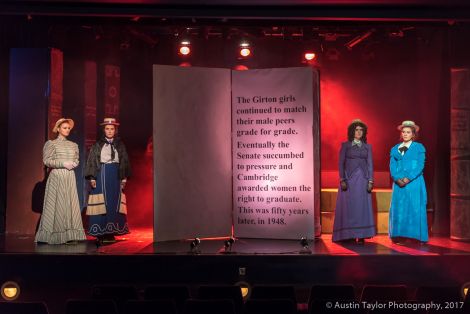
[43,140,63,168]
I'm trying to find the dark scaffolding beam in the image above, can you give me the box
[1,1,470,21]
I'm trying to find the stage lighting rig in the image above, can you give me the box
[299,237,312,254]
[345,29,375,50]
[223,237,236,253]
[190,237,201,254]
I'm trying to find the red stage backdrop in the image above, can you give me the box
[104,64,120,119]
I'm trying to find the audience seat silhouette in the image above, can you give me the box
[360,285,407,302]
[250,285,296,302]
[0,301,49,314]
[415,286,462,302]
[144,285,190,312]
[66,299,118,314]
[92,285,138,301]
[310,285,356,301]
[124,300,177,314]
[183,299,236,314]
[244,299,296,314]
[308,285,360,314]
[198,285,244,314]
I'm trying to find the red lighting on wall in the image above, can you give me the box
[179,62,192,67]
[234,65,249,71]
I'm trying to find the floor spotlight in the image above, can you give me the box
[190,238,201,254]
[1,281,20,301]
[239,42,252,59]
[235,281,251,301]
[462,282,470,300]
[178,40,191,57]
[300,237,312,254]
[223,237,235,253]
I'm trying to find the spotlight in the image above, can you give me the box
[223,237,235,253]
[462,282,470,300]
[190,237,201,254]
[1,281,20,301]
[235,281,251,301]
[238,42,252,59]
[178,40,191,57]
[304,52,316,61]
[299,237,312,254]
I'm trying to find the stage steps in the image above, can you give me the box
[320,188,392,234]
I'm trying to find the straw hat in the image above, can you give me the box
[397,120,420,132]
[52,118,74,133]
[100,117,120,126]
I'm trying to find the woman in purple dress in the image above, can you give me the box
[332,119,376,243]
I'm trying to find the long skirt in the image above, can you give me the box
[332,168,376,242]
[389,175,428,242]
[35,169,86,244]
[88,163,129,237]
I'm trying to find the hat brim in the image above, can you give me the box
[52,118,75,133]
[100,122,120,126]
[397,124,420,132]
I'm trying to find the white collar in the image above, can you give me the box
[399,140,413,149]
[352,139,362,146]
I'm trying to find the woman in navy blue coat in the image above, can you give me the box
[389,120,428,243]
[333,119,376,243]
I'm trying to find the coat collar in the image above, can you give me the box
[392,141,415,159]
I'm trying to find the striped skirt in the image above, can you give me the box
[35,168,86,244]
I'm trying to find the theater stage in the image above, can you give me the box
[1,228,470,313]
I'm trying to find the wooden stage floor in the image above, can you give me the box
[2,228,470,256]
[1,228,470,314]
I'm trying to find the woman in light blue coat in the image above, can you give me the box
[389,120,428,243]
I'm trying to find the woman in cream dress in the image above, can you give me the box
[35,118,86,244]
